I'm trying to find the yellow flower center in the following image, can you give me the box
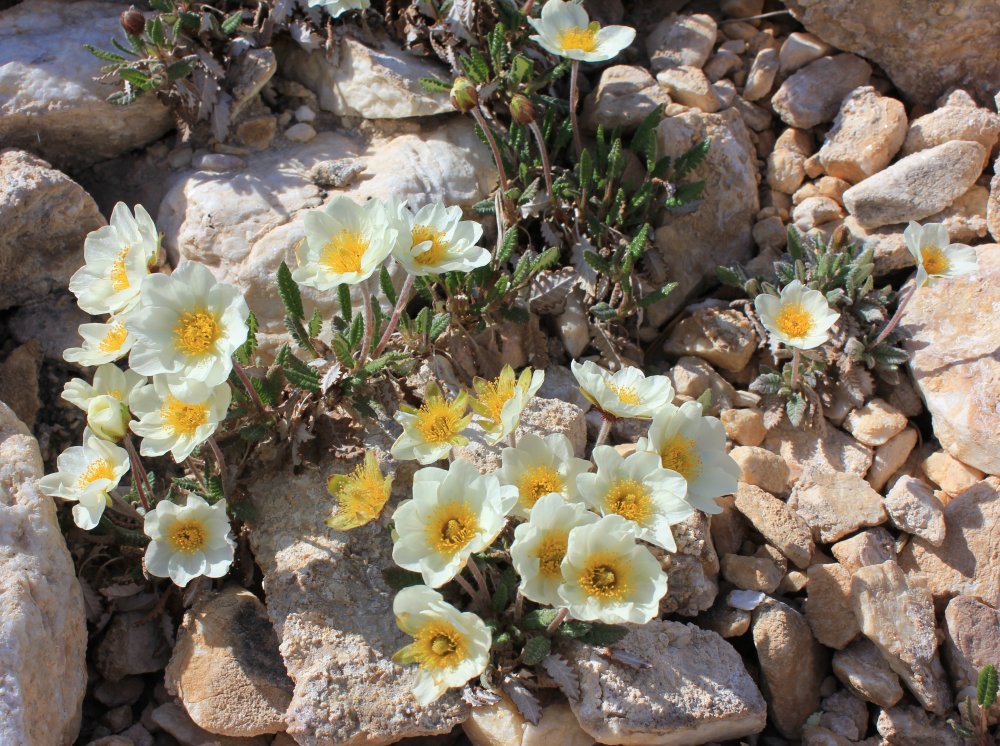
[412,621,468,671]
[535,532,568,579]
[516,465,564,510]
[921,246,950,275]
[415,398,465,444]
[76,458,115,488]
[98,322,128,353]
[578,552,630,600]
[557,24,599,53]
[608,382,641,405]
[161,396,209,437]
[658,435,702,481]
[110,246,131,292]
[321,230,367,274]
[427,501,479,555]
[605,479,652,523]
[167,519,208,554]
[774,304,813,339]
[174,309,221,356]
[411,224,450,267]
[327,454,390,528]
[478,376,517,424]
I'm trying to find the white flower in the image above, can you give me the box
[470,365,545,445]
[498,432,591,518]
[393,585,491,705]
[392,201,490,277]
[63,315,135,367]
[129,376,232,462]
[510,492,598,607]
[558,514,667,624]
[391,459,517,588]
[636,401,740,515]
[69,203,158,315]
[570,359,674,419]
[143,494,235,587]
[126,262,249,391]
[391,382,472,465]
[63,364,145,411]
[904,221,979,287]
[86,395,131,442]
[306,0,370,18]
[38,429,130,529]
[577,446,692,551]
[528,0,636,62]
[754,280,839,350]
[293,196,397,290]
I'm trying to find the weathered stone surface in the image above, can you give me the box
[0,401,87,746]
[0,1,173,169]
[851,561,952,714]
[0,149,105,310]
[463,698,592,746]
[884,476,946,546]
[743,48,779,102]
[149,703,269,746]
[762,423,872,483]
[901,245,1000,474]
[804,563,859,650]
[721,554,783,593]
[734,483,815,569]
[697,598,752,639]
[921,449,984,496]
[646,13,717,73]
[562,620,766,745]
[788,468,887,543]
[767,148,806,195]
[818,690,868,743]
[943,595,1000,720]
[663,305,757,373]
[0,342,41,429]
[770,54,871,129]
[658,512,719,617]
[668,356,737,415]
[95,608,170,682]
[165,587,292,737]
[730,446,790,495]
[866,427,918,492]
[818,87,907,183]
[990,166,1000,242]
[898,477,1000,607]
[720,408,766,448]
[832,638,904,709]
[752,599,827,739]
[793,195,843,230]
[8,294,92,366]
[842,140,986,229]
[901,104,1000,159]
[843,398,908,447]
[656,66,721,112]
[876,705,962,746]
[582,65,671,132]
[830,528,895,574]
[778,32,831,74]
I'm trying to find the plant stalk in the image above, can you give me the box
[359,278,375,369]
[570,59,583,156]
[790,348,801,390]
[123,436,151,511]
[546,607,569,634]
[873,284,916,346]
[471,107,511,195]
[527,120,555,205]
[232,359,266,412]
[594,415,613,448]
[207,436,230,500]
[372,274,415,358]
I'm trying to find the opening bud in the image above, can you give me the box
[450,77,479,113]
[509,94,535,125]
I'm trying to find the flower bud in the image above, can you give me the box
[450,77,479,113]
[87,395,131,442]
[509,94,535,125]
[120,6,146,36]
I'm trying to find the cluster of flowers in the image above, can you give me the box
[325,360,741,704]
[39,204,246,586]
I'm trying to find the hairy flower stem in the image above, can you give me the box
[521,0,536,14]
[570,60,583,156]
[372,274,415,358]
[790,348,801,390]
[508,430,518,449]
[359,278,375,369]
[232,359,266,412]
[471,107,511,195]
[594,415,614,448]
[546,606,569,633]
[454,573,490,615]
[467,558,491,600]
[874,285,916,346]
[527,121,556,205]
[207,436,230,500]
[123,436,151,511]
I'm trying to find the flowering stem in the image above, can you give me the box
[454,573,490,615]
[471,107,510,195]
[507,429,518,449]
[467,558,491,600]
[521,0,536,14]
[358,278,375,369]
[790,348,801,390]
[122,436,151,511]
[207,436,230,500]
[594,415,614,448]
[109,491,143,521]
[527,121,555,205]
[513,590,524,622]
[372,274,415,358]
[546,607,569,634]
[874,285,916,346]
[232,359,266,412]
[570,59,583,157]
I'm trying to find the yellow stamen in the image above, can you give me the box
[579,552,630,600]
[76,458,115,488]
[658,435,702,481]
[775,304,812,338]
[535,532,568,579]
[427,501,479,555]
[921,246,950,275]
[557,24,599,53]
[411,224,450,267]
[516,465,564,511]
[98,322,128,353]
[174,309,221,356]
[608,382,641,405]
[477,373,517,424]
[415,398,465,444]
[321,230,367,274]
[161,396,209,437]
[410,621,468,671]
[605,479,652,523]
[110,246,131,292]
[326,452,391,530]
[167,519,208,553]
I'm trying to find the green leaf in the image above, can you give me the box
[510,54,533,83]
[384,568,424,590]
[626,224,650,258]
[281,354,321,392]
[234,311,259,365]
[429,313,451,340]
[786,393,807,427]
[787,225,806,262]
[148,16,166,46]
[221,10,242,34]
[419,76,452,93]
[277,261,304,320]
[579,623,629,646]
[715,265,744,288]
[750,372,783,395]
[230,498,256,522]
[521,636,551,666]
[491,566,517,615]
[696,387,713,409]
[584,250,611,274]
[673,137,710,179]
[578,148,593,191]
[108,88,140,106]
[498,228,519,265]
[85,44,128,63]
[521,609,559,630]
[379,266,397,306]
[977,664,998,708]
[166,56,197,81]
[531,246,560,273]
[285,315,317,356]
[206,475,225,503]
[555,620,593,639]
[330,336,355,368]
[239,423,269,442]
[307,308,323,338]
[638,282,677,308]
[664,181,705,208]
[348,313,364,350]
[590,302,618,320]
[629,105,663,159]
[460,48,490,84]
[118,67,154,90]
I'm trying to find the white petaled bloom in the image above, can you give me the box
[528,0,636,62]
[470,366,545,446]
[558,514,667,624]
[129,376,232,463]
[391,382,472,465]
[63,315,135,367]
[63,364,145,412]
[86,395,131,442]
[293,195,398,290]
[754,280,839,350]
[126,261,249,391]
[143,494,235,587]
[570,359,674,419]
[577,446,693,552]
[509,492,598,607]
[392,585,492,706]
[498,432,591,518]
[391,459,517,588]
[69,203,158,315]
[904,220,979,287]
[392,201,491,277]
[636,401,740,515]
[38,429,130,530]
[306,0,370,18]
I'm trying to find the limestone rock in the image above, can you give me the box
[901,104,1000,159]
[767,148,806,195]
[804,563,859,650]
[663,305,758,373]
[921,449,984,496]
[658,512,719,617]
[0,149,105,310]
[721,553,782,593]
[733,483,815,569]
[788,468,887,544]
[842,140,986,229]
[646,13,717,73]
[0,342,41,429]
[562,620,766,745]
[851,561,952,714]
[149,703,269,746]
[0,401,87,746]
[818,690,868,742]
[165,587,292,737]
[8,294,92,366]
[832,638,904,709]
[793,195,843,230]
[830,528,896,574]
[656,66,721,113]
[990,166,1000,241]
[770,54,872,129]
[866,427,918,492]
[582,65,671,132]
[720,408,765,447]
[762,423,872,483]
[876,705,962,746]
[778,32,832,74]
[743,48,779,102]
[883,476,946,546]
[730,446,790,496]
[697,600,752,639]
[668,356,737,415]
[95,609,171,682]
[900,245,1000,474]
[463,699,592,746]
[818,87,907,184]
[942,595,1000,720]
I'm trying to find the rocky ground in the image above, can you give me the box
[1,0,999,745]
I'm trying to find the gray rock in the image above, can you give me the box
[876,705,962,746]
[770,54,872,129]
[734,482,815,569]
[788,468,887,543]
[8,294,92,366]
[582,65,671,132]
[832,638,904,709]
[659,512,720,617]
[883,476,946,546]
[818,86,907,184]
[901,104,1000,159]
[95,610,171,683]
[943,595,1000,720]
[646,13,717,73]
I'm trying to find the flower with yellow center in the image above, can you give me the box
[293,195,397,291]
[325,450,394,531]
[143,494,235,587]
[499,432,591,518]
[577,446,692,551]
[636,401,740,515]
[306,0,370,17]
[470,365,545,445]
[390,200,491,277]
[63,315,135,367]
[69,203,158,315]
[510,492,598,606]
[528,0,635,62]
[571,359,674,419]
[904,220,979,287]
[391,381,473,464]
[558,514,667,624]
[39,429,130,529]
[63,364,145,413]
[392,585,491,705]
[391,459,517,587]
[126,262,248,392]
[129,375,232,462]
[754,280,839,350]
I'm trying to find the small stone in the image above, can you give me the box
[779,569,810,594]
[843,398,908,446]
[712,79,737,108]
[793,195,843,229]
[668,356,736,414]
[990,165,1000,242]
[656,66,721,112]
[788,468,888,544]
[743,48,779,102]
[704,50,742,83]
[804,563,859,649]
[646,13,717,73]
[663,305,758,373]
[149,703,268,746]
[728,588,767,611]
[720,0,763,17]
[0,342,41,429]
[832,638,904,708]
[920,450,984,496]
[830,528,896,574]
[778,32,832,75]
[819,690,868,742]
[876,705,961,746]
[762,424,872,483]
[583,65,671,132]
[816,87,907,183]
[659,512,720,617]
[942,595,1000,720]
[901,104,1000,159]
[721,408,766,447]
[698,601,752,638]
[721,553,783,593]
[866,427,918,492]
[285,123,317,143]
[883,476,946,546]
[730,446,790,495]
[734,483,815,569]
[95,611,171,683]
[102,704,133,733]
[119,724,153,746]
[94,676,146,709]
[710,495,747,557]
[767,148,807,194]
[731,96,773,132]
[235,115,277,150]
[293,105,316,122]
[463,697,593,746]
[771,54,872,129]
[192,153,245,171]
[752,216,787,252]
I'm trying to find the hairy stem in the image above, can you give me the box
[874,284,916,346]
[471,107,510,194]
[521,0,536,14]
[232,359,266,412]
[790,348,801,390]
[207,436,230,500]
[570,59,583,156]
[527,120,555,204]
[546,607,569,634]
[372,274,415,358]
[359,278,375,368]
[594,415,613,448]
[123,436,151,511]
